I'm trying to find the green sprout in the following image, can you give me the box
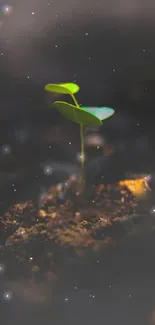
[44,82,115,192]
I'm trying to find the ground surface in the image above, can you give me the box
[0,175,155,325]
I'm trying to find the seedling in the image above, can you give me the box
[44,82,115,192]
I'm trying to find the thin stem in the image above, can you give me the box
[70,93,85,192]
[80,123,84,191]
[70,93,79,108]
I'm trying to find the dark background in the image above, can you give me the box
[1,1,155,165]
[1,1,155,178]
[1,1,155,325]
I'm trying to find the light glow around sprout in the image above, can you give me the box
[44,82,115,192]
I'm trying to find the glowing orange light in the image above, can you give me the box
[119,178,151,197]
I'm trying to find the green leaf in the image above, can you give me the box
[60,83,80,94]
[53,101,102,127]
[44,82,80,95]
[81,107,115,120]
